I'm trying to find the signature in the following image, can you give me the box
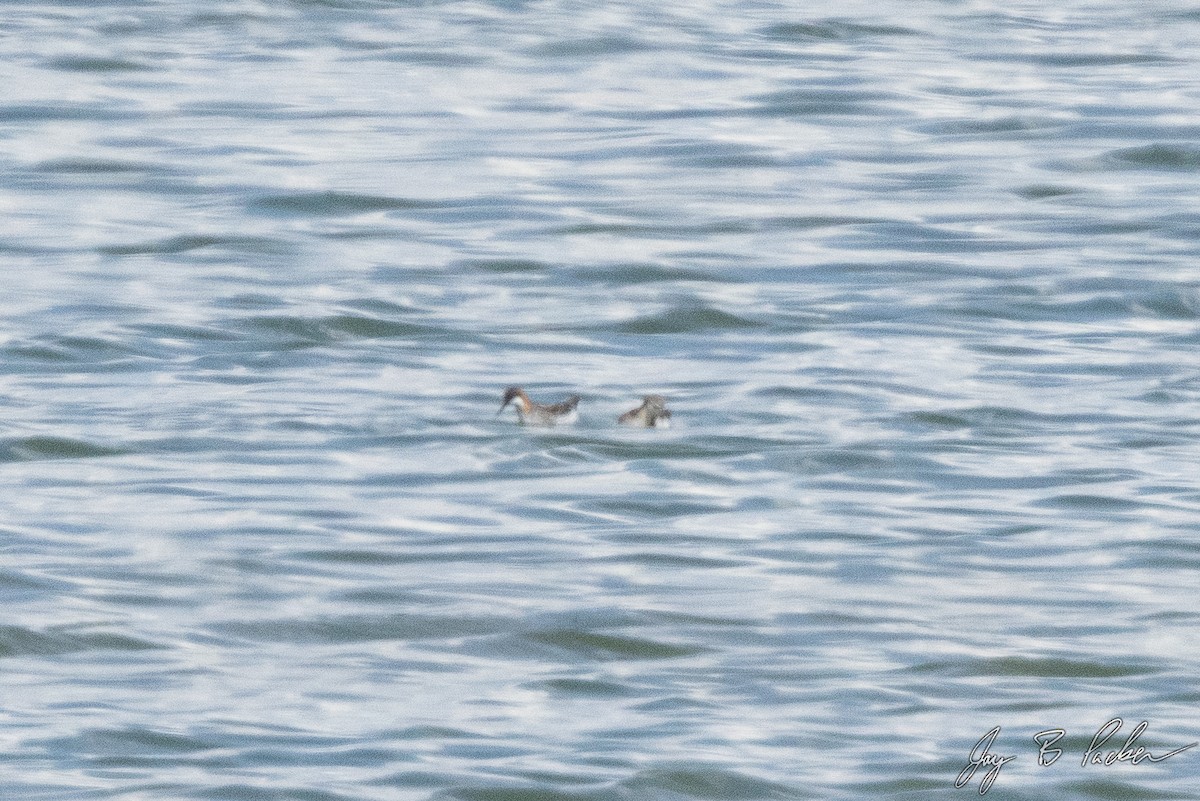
[957,718,1196,795]
[955,726,1014,795]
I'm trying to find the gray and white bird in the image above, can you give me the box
[618,394,672,428]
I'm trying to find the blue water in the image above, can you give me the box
[2,2,1199,799]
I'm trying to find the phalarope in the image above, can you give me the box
[499,386,580,426]
[618,394,671,428]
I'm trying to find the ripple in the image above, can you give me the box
[523,630,706,661]
[536,677,638,699]
[213,613,507,644]
[97,233,289,256]
[760,20,922,41]
[988,51,1174,68]
[919,114,1063,138]
[619,764,804,800]
[1,334,153,371]
[461,258,549,274]
[1105,144,1200,171]
[0,625,161,658]
[236,313,437,347]
[614,306,762,334]
[747,86,899,117]
[36,156,171,175]
[0,102,144,122]
[526,34,650,59]
[919,656,1158,679]
[69,725,217,756]
[128,322,241,343]
[1015,183,1084,200]
[1,436,127,462]
[249,191,442,216]
[45,55,151,72]
[570,263,718,284]
[1035,493,1148,512]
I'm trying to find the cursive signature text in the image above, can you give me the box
[958,719,1196,794]
[955,726,1015,795]
[1080,718,1197,767]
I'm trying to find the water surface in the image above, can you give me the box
[2,2,1199,799]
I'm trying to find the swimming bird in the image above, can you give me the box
[498,386,580,426]
[618,394,671,428]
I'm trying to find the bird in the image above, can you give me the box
[618,394,672,428]
[498,386,580,426]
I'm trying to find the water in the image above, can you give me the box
[2,1,1199,799]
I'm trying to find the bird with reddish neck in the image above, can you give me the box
[498,386,580,426]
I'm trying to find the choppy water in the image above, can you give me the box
[3,2,1200,799]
